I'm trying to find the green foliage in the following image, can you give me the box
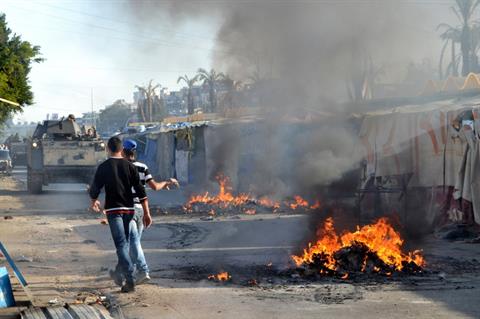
[196,68,225,113]
[177,74,198,114]
[0,13,43,123]
[97,100,132,134]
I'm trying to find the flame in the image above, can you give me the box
[244,209,256,215]
[310,200,321,210]
[257,197,281,211]
[292,217,425,272]
[185,174,320,214]
[287,195,309,210]
[208,271,231,281]
[292,217,340,270]
[185,175,250,211]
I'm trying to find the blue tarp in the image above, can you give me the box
[137,137,158,176]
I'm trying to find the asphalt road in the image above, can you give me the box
[11,166,187,211]
[3,168,480,319]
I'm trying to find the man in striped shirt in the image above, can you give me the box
[89,136,152,293]
[110,139,178,285]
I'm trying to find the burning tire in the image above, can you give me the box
[291,217,425,277]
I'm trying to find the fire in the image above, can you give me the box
[208,271,231,281]
[310,200,321,210]
[257,197,281,211]
[185,173,320,214]
[288,195,309,210]
[244,209,256,215]
[285,196,320,210]
[292,217,425,274]
[185,175,250,211]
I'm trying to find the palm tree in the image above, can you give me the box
[450,0,480,76]
[219,75,243,110]
[247,70,270,107]
[196,68,225,113]
[177,75,198,115]
[470,22,480,72]
[136,80,160,122]
[438,23,461,78]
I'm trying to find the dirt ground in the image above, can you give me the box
[1,169,480,319]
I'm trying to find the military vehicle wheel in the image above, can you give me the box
[27,172,43,194]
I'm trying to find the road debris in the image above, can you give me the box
[16,255,33,263]
[28,265,58,270]
[48,298,59,305]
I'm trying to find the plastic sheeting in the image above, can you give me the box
[175,150,189,184]
[137,137,158,176]
[358,99,469,187]
[357,97,480,224]
[156,132,176,181]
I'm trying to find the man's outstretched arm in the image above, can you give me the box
[147,178,179,191]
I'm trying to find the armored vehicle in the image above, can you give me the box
[8,141,27,166]
[4,134,26,166]
[26,116,107,193]
[0,148,12,175]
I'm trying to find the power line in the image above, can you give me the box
[34,1,224,45]
[35,64,199,73]
[6,3,236,57]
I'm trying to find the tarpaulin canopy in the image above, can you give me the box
[357,95,480,224]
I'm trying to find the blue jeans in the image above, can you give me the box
[114,206,149,276]
[130,205,149,274]
[107,213,135,283]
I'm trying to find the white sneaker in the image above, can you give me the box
[136,272,151,285]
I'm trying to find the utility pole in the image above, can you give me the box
[91,88,95,127]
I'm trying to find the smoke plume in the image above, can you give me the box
[121,1,434,198]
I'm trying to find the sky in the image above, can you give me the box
[1,0,217,123]
[0,0,457,123]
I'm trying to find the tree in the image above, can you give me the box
[219,75,242,110]
[0,14,42,124]
[437,23,461,78]
[449,0,480,76]
[96,100,132,134]
[196,68,225,113]
[247,70,269,107]
[177,74,198,115]
[136,80,161,122]
[470,22,480,72]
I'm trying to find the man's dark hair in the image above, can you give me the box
[107,136,123,153]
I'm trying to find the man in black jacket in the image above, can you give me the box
[89,136,152,293]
